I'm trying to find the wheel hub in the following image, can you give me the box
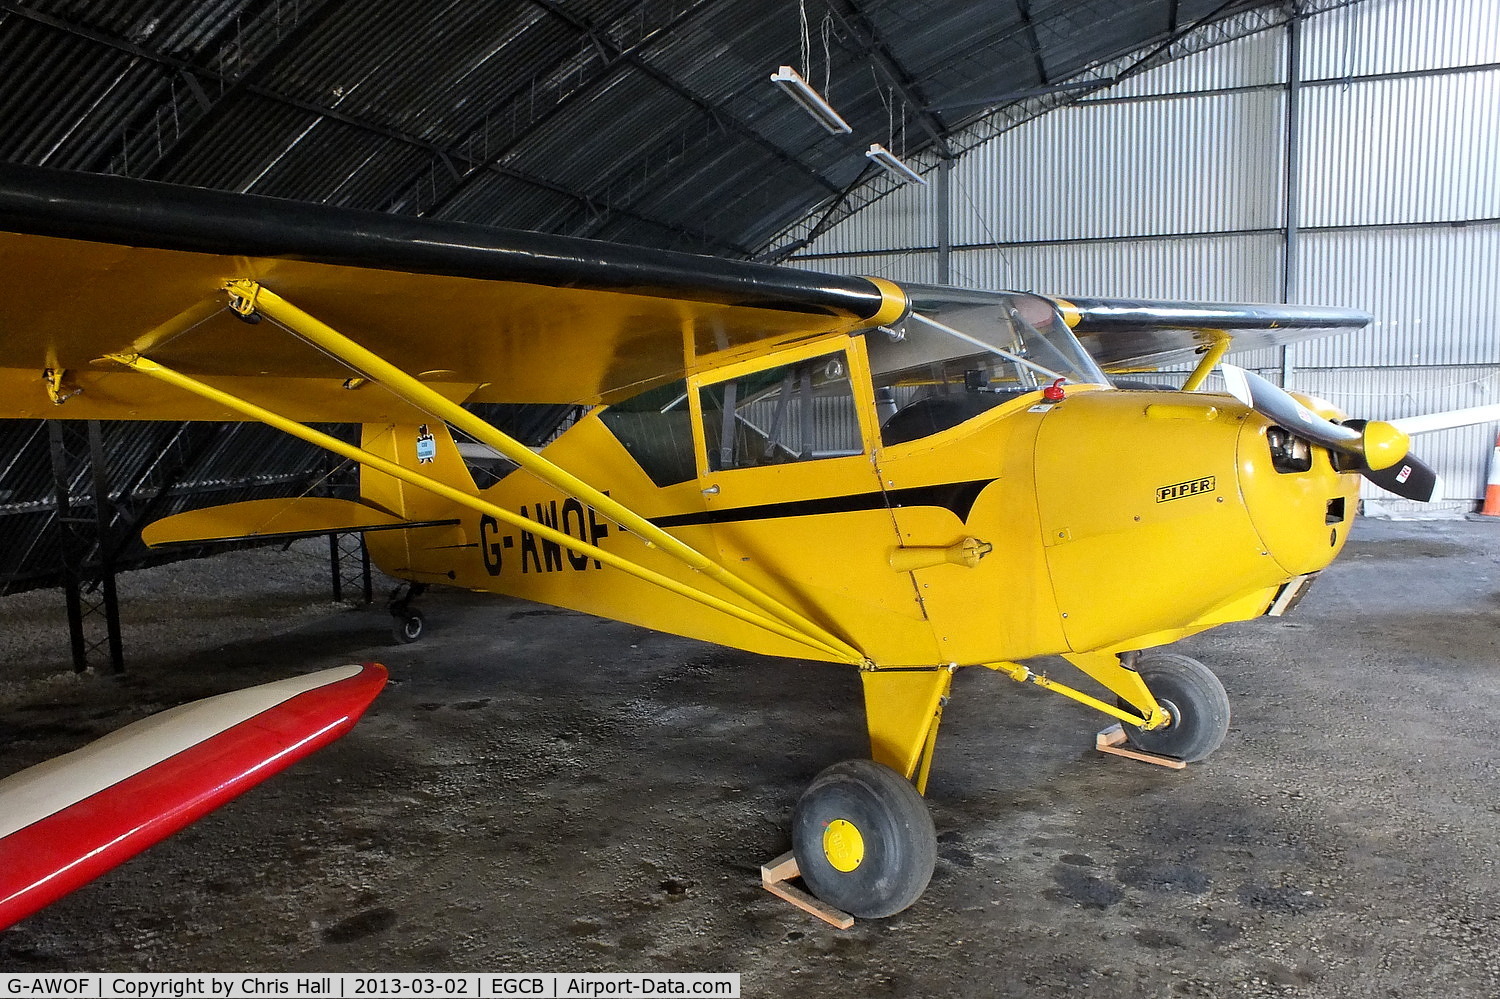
[822,819,865,872]
[1151,697,1180,732]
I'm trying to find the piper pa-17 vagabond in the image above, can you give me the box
[0,162,1486,928]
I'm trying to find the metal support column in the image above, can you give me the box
[1279,2,1304,387]
[328,532,373,604]
[87,421,124,671]
[47,421,87,671]
[936,157,953,286]
[328,533,342,603]
[46,420,124,673]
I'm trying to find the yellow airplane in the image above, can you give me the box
[0,162,1470,926]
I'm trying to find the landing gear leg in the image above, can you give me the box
[787,668,950,918]
[990,651,1230,764]
[388,582,429,644]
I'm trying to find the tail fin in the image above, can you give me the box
[359,422,479,520]
[360,423,478,580]
[137,424,475,549]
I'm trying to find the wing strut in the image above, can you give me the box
[1181,330,1230,392]
[222,279,867,665]
[103,350,864,666]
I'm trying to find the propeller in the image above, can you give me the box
[1220,364,1441,502]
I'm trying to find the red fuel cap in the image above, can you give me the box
[1043,378,1067,402]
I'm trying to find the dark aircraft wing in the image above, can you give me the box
[0,163,906,422]
[1050,295,1372,371]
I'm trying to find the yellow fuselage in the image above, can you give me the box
[365,336,1360,668]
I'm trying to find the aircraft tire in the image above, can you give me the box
[1118,653,1230,763]
[393,609,425,644]
[791,759,936,918]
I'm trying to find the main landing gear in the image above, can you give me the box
[993,649,1231,764]
[778,651,1230,920]
[781,667,951,919]
[791,759,937,918]
[1116,652,1230,763]
[388,582,428,644]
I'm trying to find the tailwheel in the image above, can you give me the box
[392,608,425,644]
[388,582,429,644]
[1119,653,1230,763]
[791,759,936,918]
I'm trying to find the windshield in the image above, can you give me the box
[866,286,1109,446]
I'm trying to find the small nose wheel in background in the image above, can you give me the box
[388,582,429,644]
[790,758,936,918]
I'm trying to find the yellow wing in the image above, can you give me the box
[0,163,906,423]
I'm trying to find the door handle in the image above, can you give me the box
[702,484,720,495]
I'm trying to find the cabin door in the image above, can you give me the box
[685,337,918,654]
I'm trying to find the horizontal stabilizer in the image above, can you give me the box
[141,497,459,547]
[0,663,386,929]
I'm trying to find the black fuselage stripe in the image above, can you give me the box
[649,479,994,529]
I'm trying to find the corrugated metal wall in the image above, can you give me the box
[950,89,1288,244]
[792,0,1500,516]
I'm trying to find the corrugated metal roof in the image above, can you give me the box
[0,0,1300,256]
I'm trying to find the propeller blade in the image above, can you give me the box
[1390,403,1500,436]
[1362,454,1442,502]
[1221,363,1363,455]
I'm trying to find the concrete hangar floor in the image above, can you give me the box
[1,518,1498,997]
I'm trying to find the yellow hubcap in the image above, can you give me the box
[822,819,865,872]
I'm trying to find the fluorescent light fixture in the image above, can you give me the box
[865,143,927,185]
[769,65,852,135]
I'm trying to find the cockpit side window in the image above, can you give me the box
[598,380,696,486]
[877,377,1020,446]
[698,352,862,471]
